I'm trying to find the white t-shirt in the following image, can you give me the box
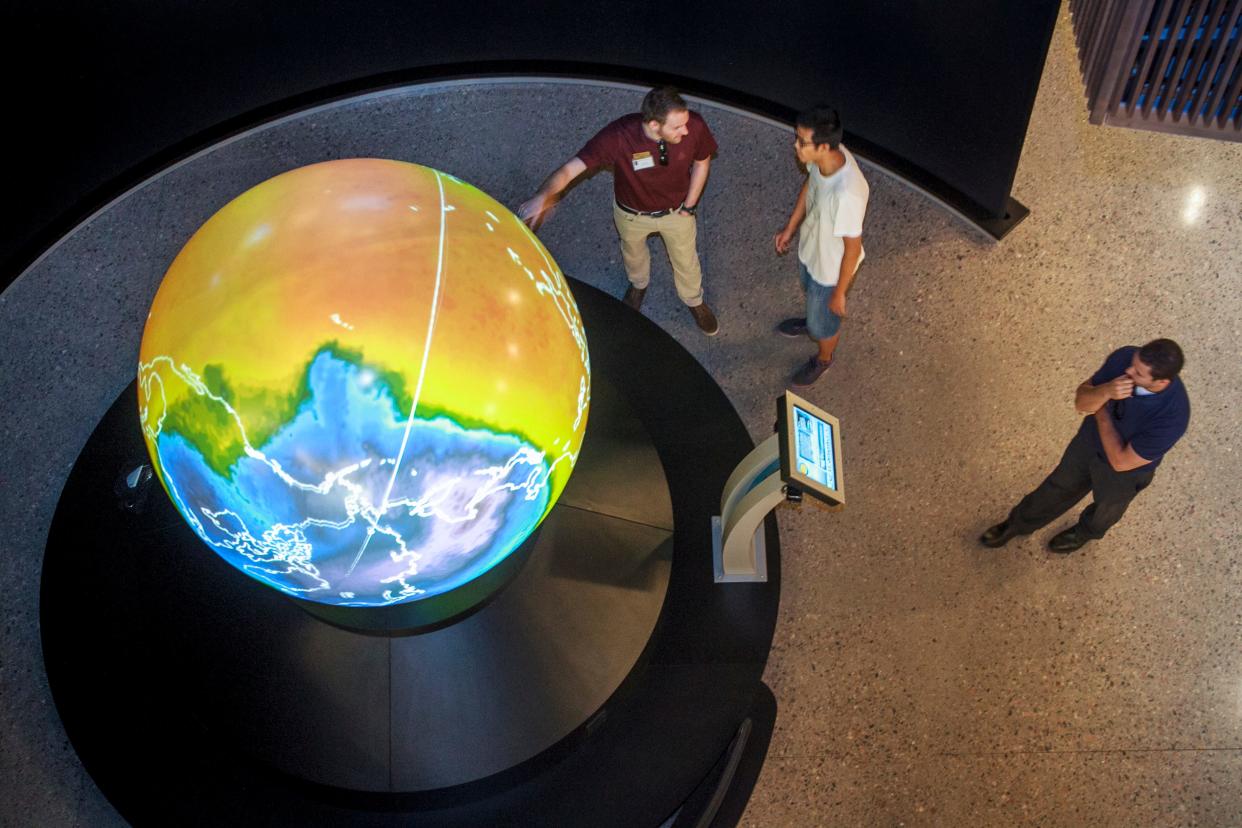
[798,145,869,287]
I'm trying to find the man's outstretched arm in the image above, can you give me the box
[519,157,588,229]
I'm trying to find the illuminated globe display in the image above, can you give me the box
[138,159,590,609]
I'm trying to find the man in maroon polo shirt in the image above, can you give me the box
[518,86,720,335]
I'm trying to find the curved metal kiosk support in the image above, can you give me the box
[714,391,844,583]
[713,434,781,583]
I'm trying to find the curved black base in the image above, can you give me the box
[42,279,780,825]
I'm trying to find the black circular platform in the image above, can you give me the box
[41,279,780,826]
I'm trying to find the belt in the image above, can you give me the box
[616,201,678,218]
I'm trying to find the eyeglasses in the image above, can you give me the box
[657,139,668,166]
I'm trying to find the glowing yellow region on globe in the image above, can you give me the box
[138,159,590,607]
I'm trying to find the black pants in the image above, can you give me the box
[1007,428,1155,539]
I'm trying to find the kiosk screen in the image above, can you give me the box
[777,391,844,505]
[793,406,836,491]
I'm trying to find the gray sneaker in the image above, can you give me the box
[789,356,833,388]
[776,318,808,337]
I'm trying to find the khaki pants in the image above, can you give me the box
[611,203,705,306]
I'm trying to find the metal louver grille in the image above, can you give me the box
[1070,0,1242,140]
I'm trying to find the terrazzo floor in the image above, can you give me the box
[1,7,1240,826]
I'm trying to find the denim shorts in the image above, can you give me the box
[799,262,842,340]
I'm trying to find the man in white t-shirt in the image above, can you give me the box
[773,106,869,388]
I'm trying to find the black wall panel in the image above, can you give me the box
[2,0,1060,282]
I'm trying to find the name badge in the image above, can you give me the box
[631,151,655,171]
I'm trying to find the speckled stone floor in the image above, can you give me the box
[2,8,1240,826]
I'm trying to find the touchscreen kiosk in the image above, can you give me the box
[777,392,844,506]
[714,391,844,582]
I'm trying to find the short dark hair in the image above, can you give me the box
[1138,338,1184,380]
[795,105,843,149]
[641,87,688,124]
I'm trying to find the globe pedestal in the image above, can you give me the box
[41,280,780,825]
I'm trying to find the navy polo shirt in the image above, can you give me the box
[1079,346,1190,469]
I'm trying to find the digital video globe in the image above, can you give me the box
[138,159,590,609]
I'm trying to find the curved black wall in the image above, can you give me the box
[3,0,1059,283]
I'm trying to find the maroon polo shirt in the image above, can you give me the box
[576,111,718,212]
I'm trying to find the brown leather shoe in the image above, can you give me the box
[689,302,719,336]
[622,285,647,310]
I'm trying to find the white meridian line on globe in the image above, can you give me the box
[344,168,449,578]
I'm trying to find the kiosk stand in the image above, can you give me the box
[713,391,844,583]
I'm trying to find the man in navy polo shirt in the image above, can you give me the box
[981,339,1190,553]
[518,86,720,335]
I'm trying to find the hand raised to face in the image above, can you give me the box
[1106,375,1135,400]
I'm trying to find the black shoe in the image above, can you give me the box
[1048,526,1092,553]
[689,302,719,336]
[777,317,808,338]
[789,355,833,388]
[979,520,1022,548]
[623,285,647,311]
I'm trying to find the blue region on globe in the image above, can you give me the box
[155,350,552,606]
